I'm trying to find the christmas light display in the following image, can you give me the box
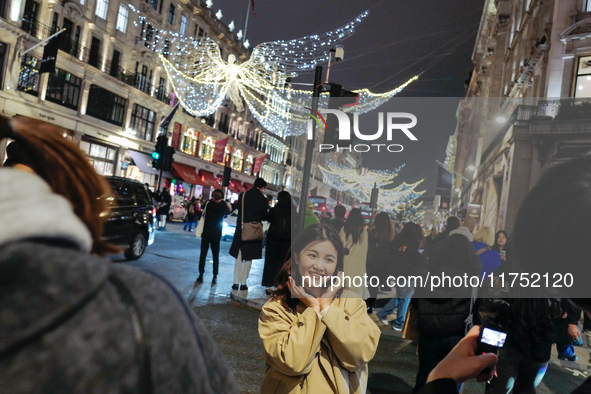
[318,163,425,213]
[127,5,418,137]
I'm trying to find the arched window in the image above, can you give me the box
[201,137,215,161]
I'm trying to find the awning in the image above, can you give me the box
[200,171,221,188]
[171,162,204,185]
[227,182,239,194]
[244,183,254,190]
[129,150,173,178]
[233,181,247,193]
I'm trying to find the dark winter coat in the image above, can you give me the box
[157,190,172,215]
[186,201,200,222]
[229,188,269,260]
[328,217,346,234]
[201,199,231,240]
[412,234,481,337]
[262,203,292,287]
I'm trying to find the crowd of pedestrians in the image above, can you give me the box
[5,118,591,394]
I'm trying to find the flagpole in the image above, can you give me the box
[242,0,250,43]
[435,160,469,182]
[20,28,66,58]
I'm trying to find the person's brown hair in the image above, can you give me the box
[0,116,120,255]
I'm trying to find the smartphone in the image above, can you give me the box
[477,326,507,355]
[500,250,506,257]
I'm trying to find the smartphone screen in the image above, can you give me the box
[480,327,507,348]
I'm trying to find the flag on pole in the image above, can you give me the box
[159,102,180,132]
[250,0,257,18]
[212,136,230,163]
[39,34,63,74]
[435,164,453,198]
[253,153,267,174]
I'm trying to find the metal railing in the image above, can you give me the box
[20,19,54,41]
[536,98,591,120]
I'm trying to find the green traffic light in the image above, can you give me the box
[152,151,160,160]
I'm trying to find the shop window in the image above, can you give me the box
[575,56,591,97]
[86,85,127,126]
[80,139,118,176]
[17,54,40,96]
[182,127,198,156]
[130,104,156,141]
[231,149,244,172]
[201,136,215,161]
[45,68,82,110]
[244,155,253,174]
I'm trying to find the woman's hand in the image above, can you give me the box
[319,271,344,311]
[288,277,320,313]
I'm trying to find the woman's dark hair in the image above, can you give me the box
[272,224,345,313]
[276,191,291,207]
[1,116,119,256]
[392,222,423,251]
[343,208,364,245]
[492,230,509,253]
[370,212,394,244]
[513,155,591,292]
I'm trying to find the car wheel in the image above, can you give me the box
[124,232,147,260]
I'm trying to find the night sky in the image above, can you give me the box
[211,0,486,198]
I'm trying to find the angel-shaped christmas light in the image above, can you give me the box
[144,10,418,138]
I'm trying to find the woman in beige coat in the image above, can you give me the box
[259,224,381,394]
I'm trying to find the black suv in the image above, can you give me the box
[103,177,156,260]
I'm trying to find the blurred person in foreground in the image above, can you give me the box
[259,224,380,393]
[0,116,238,393]
[417,155,591,393]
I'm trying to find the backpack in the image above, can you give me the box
[273,211,291,240]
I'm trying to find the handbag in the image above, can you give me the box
[402,303,419,341]
[241,192,264,241]
[195,202,208,238]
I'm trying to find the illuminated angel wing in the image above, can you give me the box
[159,38,231,116]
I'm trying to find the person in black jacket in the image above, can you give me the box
[412,232,481,393]
[230,178,269,291]
[195,189,232,285]
[418,156,591,394]
[0,116,238,393]
[366,212,395,314]
[157,187,172,230]
[431,216,460,245]
[328,204,347,234]
[261,191,294,292]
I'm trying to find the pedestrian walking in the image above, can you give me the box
[157,187,172,230]
[261,190,293,293]
[328,204,347,234]
[339,208,369,299]
[184,196,200,231]
[377,222,425,331]
[471,226,501,279]
[412,231,481,393]
[492,230,509,263]
[366,212,395,314]
[230,177,269,291]
[432,216,460,245]
[0,116,239,393]
[258,224,381,394]
[195,189,232,286]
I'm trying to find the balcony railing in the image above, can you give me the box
[536,98,591,120]
[21,19,55,41]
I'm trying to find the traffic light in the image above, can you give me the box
[152,135,167,169]
[222,166,232,187]
[323,83,359,147]
[162,146,175,172]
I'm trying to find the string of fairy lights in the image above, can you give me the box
[127,5,418,137]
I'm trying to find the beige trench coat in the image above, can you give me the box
[259,290,381,394]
